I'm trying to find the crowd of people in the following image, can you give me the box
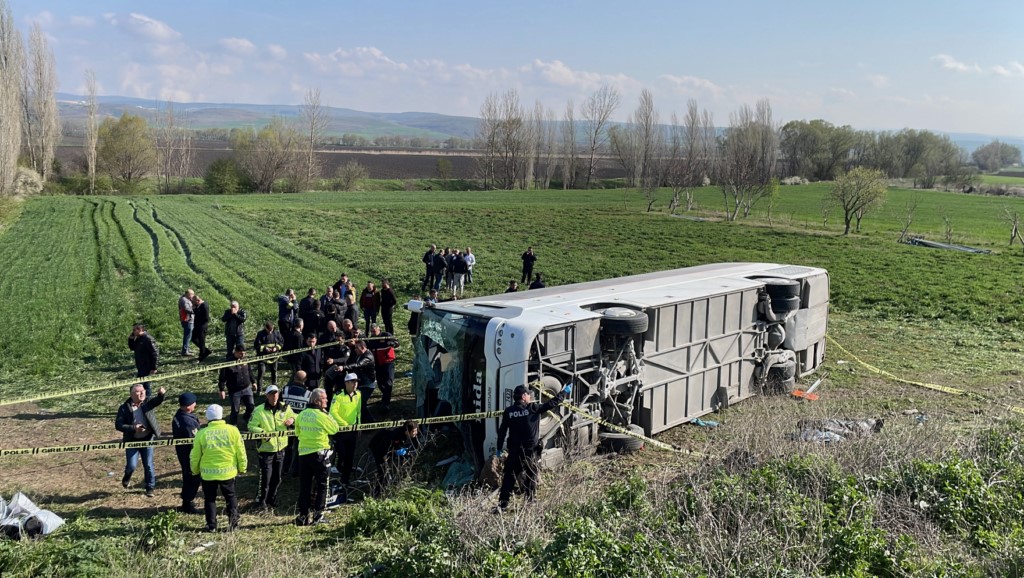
[118,244,553,530]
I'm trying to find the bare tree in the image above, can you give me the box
[667,100,716,214]
[20,23,58,181]
[580,85,620,188]
[526,101,547,189]
[1003,207,1024,251]
[495,89,528,190]
[475,92,500,189]
[231,117,304,194]
[300,87,328,191]
[541,107,558,189]
[560,99,579,189]
[154,101,195,194]
[897,194,920,243]
[0,0,23,196]
[717,100,778,221]
[631,89,664,212]
[828,167,887,235]
[84,69,98,195]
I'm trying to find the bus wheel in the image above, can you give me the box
[598,307,649,335]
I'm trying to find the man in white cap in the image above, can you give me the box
[248,385,295,510]
[329,373,361,501]
[190,404,247,532]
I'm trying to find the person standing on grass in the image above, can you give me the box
[281,370,312,476]
[494,383,571,513]
[299,334,326,390]
[128,324,159,396]
[248,385,295,511]
[171,392,201,514]
[333,273,350,299]
[222,300,248,358]
[190,404,247,532]
[464,247,476,285]
[253,321,284,391]
[283,318,305,372]
[115,383,166,497]
[432,249,448,292]
[218,344,255,426]
[329,373,361,502]
[178,288,195,356]
[360,281,380,334]
[451,250,469,297]
[192,294,212,361]
[294,388,339,526]
[344,293,360,329]
[299,288,318,318]
[301,299,326,339]
[379,279,398,335]
[343,340,376,411]
[367,324,399,412]
[520,246,537,284]
[421,244,436,292]
[320,286,336,313]
[277,288,298,335]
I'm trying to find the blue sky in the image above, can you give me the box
[9,0,1024,136]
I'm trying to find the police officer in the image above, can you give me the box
[294,388,339,526]
[280,370,311,475]
[329,373,361,501]
[190,404,247,532]
[253,321,284,392]
[494,382,571,512]
[248,385,295,510]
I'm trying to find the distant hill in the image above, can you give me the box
[55,93,480,141]
[55,93,1024,152]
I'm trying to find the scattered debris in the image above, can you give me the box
[434,455,459,467]
[792,375,826,401]
[904,237,991,254]
[190,541,216,554]
[690,418,719,428]
[0,493,64,539]
[791,418,883,444]
[901,409,920,415]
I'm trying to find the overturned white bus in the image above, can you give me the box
[409,262,829,473]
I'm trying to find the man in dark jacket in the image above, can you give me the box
[277,289,298,334]
[343,340,376,410]
[528,273,546,290]
[451,251,469,297]
[520,247,537,284]
[420,245,436,292]
[299,288,318,318]
[283,318,305,371]
[128,324,159,395]
[171,392,202,514]
[360,282,380,334]
[222,301,248,358]
[299,334,326,390]
[253,322,284,392]
[115,383,166,497]
[494,382,571,512]
[301,300,326,339]
[431,251,448,292]
[218,345,255,426]
[379,279,398,335]
[366,324,399,411]
[191,294,212,361]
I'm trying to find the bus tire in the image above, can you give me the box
[598,307,649,335]
[599,425,646,453]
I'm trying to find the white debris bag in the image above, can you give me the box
[0,493,64,539]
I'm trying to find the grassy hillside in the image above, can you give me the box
[1,187,1023,576]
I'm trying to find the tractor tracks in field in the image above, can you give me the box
[130,201,170,285]
[146,203,233,300]
[107,200,140,274]
[84,199,103,339]
[203,209,328,274]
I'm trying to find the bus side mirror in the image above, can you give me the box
[407,300,424,313]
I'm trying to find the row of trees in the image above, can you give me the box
[0,1,58,196]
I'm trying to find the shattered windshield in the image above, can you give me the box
[412,308,488,418]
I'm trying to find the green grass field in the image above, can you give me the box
[2,186,1024,576]
[980,173,1024,186]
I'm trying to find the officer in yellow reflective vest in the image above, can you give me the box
[190,404,247,532]
[248,385,295,510]
[330,372,361,502]
[294,388,339,526]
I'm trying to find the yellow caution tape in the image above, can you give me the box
[0,335,396,408]
[0,409,503,458]
[826,335,1024,416]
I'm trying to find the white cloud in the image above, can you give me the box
[304,46,408,77]
[864,74,889,88]
[219,37,256,56]
[932,54,981,73]
[106,13,181,43]
[824,87,856,104]
[25,11,55,27]
[991,61,1024,77]
[267,44,287,61]
[659,74,723,97]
